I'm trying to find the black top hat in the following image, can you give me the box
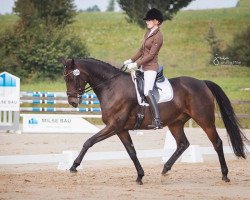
[143,8,163,23]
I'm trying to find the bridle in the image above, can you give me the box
[63,64,127,100]
[63,68,86,102]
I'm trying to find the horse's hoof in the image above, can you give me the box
[136,179,143,185]
[222,176,230,182]
[161,173,170,184]
[69,167,78,173]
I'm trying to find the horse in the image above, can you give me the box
[60,57,248,185]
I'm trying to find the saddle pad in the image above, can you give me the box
[131,71,174,106]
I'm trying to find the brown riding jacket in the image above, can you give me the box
[131,28,163,72]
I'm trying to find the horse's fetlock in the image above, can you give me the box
[139,169,145,177]
[164,164,171,171]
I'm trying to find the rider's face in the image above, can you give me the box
[146,19,159,29]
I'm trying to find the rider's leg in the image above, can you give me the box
[144,70,163,129]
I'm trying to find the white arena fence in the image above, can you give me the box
[0,132,249,169]
[20,91,101,113]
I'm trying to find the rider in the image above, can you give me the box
[124,8,164,129]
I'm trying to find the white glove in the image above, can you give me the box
[127,62,138,70]
[123,59,132,65]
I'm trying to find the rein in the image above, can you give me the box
[84,65,127,93]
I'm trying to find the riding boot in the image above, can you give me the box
[145,90,163,129]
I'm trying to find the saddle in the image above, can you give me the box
[133,66,166,129]
[134,66,165,103]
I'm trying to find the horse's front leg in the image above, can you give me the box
[117,131,145,185]
[70,125,117,172]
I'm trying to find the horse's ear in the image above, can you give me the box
[58,57,66,66]
[70,59,76,69]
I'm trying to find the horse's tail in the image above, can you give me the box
[204,80,249,159]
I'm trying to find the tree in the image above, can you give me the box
[85,5,101,12]
[205,26,222,65]
[118,0,193,28]
[13,0,76,28]
[106,0,115,12]
[0,0,89,81]
[0,25,89,80]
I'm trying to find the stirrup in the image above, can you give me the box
[148,118,163,130]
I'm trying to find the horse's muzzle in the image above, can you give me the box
[68,97,79,108]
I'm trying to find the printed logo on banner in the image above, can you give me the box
[0,73,16,87]
[28,118,38,124]
[22,114,100,133]
[0,72,20,111]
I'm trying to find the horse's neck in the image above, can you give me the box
[83,60,125,94]
[87,66,116,86]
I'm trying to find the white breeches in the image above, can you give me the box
[143,70,157,96]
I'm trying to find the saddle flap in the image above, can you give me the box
[131,68,174,106]
[134,70,159,103]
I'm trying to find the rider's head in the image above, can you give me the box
[143,8,163,26]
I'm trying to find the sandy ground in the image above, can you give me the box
[0,127,250,200]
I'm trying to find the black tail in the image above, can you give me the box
[204,80,249,159]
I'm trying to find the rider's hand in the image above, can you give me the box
[127,62,138,70]
[123,59,132,65]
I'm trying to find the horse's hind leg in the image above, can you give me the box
[117,131,144,185]
[162,121,190,175]
[203,126,230,182]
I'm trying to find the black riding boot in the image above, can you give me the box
[145,90,163,129]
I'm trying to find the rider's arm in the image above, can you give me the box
[136,32,163,66]
[131,45,143,63]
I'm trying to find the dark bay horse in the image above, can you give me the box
[60,58,248,185]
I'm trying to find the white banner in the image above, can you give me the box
[0,72,20,111]
[21,114,100,134]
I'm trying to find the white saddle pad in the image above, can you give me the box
[131,71,174,106]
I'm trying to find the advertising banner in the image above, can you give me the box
[22,114,100,134]
[0,72,20,111]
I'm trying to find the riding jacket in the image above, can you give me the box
[131,28,163,72]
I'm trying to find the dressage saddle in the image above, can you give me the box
[134,66,165,103]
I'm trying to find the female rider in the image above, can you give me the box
[124,8,164,129]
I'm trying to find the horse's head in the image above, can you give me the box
[59,58,89,108]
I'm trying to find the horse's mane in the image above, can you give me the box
[79,57,127,75]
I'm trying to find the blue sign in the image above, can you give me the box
[28,118,38,125]
[0,73,16,87]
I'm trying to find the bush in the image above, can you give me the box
[225,26,250,67]
[0,25,89,81]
